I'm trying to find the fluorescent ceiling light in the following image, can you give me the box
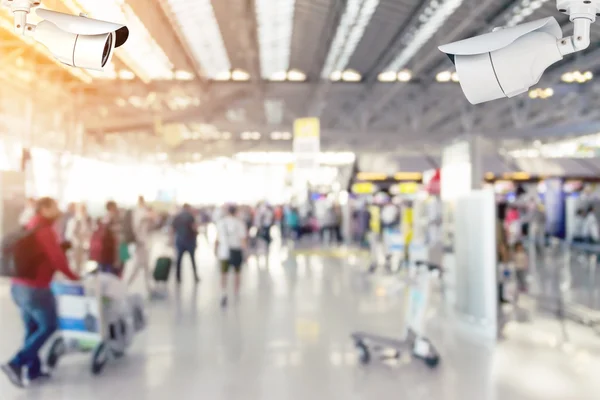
[330,71,342,81]
[174,70,195,81]
[271,131,283,140]
[287,69,306,81]
[71,0,175,82]
[378,71,397,82]
[321,0,380,79]
[255,0,296,79]
[397,69,412,82]
[118,70,135,80]
[341,69,361,82]
[436,70,451,82]
[235,151,356,165]
[162,0,231,78]
[231,69,250,81]
[269,71,288,81]
[506,0,548,27]
[214,70,232,81]
[385,0,464,72]
[281,132,292,140]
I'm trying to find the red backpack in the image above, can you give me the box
[89,223,116,265]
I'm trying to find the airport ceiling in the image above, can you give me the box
[1,0,600,159]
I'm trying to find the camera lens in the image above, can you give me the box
[101,33,113,67]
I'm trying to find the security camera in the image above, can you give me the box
[2,0,128,71]
[438,0,599,104]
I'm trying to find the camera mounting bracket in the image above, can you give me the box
[2,0,40,34]
[556,0,600,54]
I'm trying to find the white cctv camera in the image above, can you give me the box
[2,0,129,71]
[438,0,599,104]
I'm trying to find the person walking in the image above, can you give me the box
[2,197,80,388]
[215,205,247,307]
[127,196,153,292]
[64,203,93,275]
[172,204,200,284]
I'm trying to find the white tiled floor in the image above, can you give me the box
[1,240,599,399]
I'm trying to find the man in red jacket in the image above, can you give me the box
[1,197,80,388]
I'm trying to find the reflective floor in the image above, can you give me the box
[1,237,600,399]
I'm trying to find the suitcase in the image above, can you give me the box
[153,257,172,282]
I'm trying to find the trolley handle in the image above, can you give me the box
[415,260,442,272]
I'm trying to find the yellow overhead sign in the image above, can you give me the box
[352,182,376,194]
[294,117,320,138]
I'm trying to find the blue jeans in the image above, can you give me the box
[9,284,58,377]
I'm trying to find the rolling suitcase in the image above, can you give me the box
[153,257,172,282]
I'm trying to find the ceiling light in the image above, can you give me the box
[506,0,550,27]
[269,71,288,81]
[385,0,464,72]
[271,131,283,140]
[214,70,232,81]
[378,71,397,82]
[174,70,195,81]
[397,69,412,82]
[529,87,553,99]
[73,0,174,82]
[115,98,127,107]
[162,0,231,78]
[436,70,452,82]
[321,0,380,79]
[451,72,459,82]
[330,71,342,81]
[287,69,307,82]
[118,70,135,80]
[281,131,292,140]
[561,72,575,83]
[341,69,361,82]
[231,69,250,81]
[251,131,262,140]
[241,131,253,140]
[561,70,594,84]
[256,0,296,79]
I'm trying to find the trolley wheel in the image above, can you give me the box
[47,337,66,369]
[91,342,109,375]
[356,341,371,364]
[424,355,440,368]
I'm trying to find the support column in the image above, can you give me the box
[441,135,498,340]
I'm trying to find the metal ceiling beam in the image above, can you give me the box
[360,0,501,126]
[86,89,253,133]
[126,0,196,73]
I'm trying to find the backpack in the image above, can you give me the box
[122,209,136,244]
[89,223,116,265]
[0,226,44,279]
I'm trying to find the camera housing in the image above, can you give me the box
[438,0,599,104]
[438,18,563,104]
[34,9,129,70]
[2,1,129,71]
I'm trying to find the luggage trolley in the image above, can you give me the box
[352,260,441,368]
[46,267,146,375]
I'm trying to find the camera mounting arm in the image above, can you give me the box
[2,0,39,35]
[556,0,600,55]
